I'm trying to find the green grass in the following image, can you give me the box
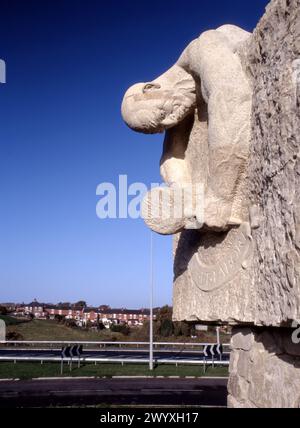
[0,361,228,380]
[0,315,26,326]
[6,319,125,342]
[5,319,230,344]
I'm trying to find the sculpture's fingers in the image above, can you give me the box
[141,185,204,235]
[141,187,186,235]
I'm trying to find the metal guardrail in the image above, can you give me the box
[0,340,230,369]
[0,349,231,355]
[0,340,231,348]
[0,355,230,366]
[0,341,231,369]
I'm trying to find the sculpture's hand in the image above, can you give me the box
[141,184,204,236]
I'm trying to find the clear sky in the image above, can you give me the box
[0,0,270,308]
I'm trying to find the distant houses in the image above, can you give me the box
[11,301,153,328]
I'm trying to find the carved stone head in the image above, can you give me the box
[122,65,196,134]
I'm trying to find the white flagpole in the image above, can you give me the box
[149,231,154,371]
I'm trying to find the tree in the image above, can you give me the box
[65,319,77,328]
[121,324,130,336]
[160,319,174,337]
[58,302,71,307]
[173,322,182,337]
[110,324,130,336]
[96,315,105,330]
[75,301,87,309]
[155,306,174,337]
[54,314,64,323]
[156,305,173,322]
[0,306,7,315]
[97,322,105,331]
[180,321,191,337]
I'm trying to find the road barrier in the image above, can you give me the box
[0,340,230,349]
[0,355,230,368]
[0,341,230,372]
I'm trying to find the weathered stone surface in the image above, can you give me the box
[0,320,5,342]
[229,327,300,408]
[228,395,257,408]
[122,0,300,327]
[228,372,250,402]
[123,0,300,408]
[230,329,254,351]
[173,0,300,326]
[236,351,250,380]
[247,0,300,326]
[122,24,257,324]
[122,25,252,234]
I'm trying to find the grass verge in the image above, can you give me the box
[0,315,26,326]
[5,319,126,341]
[0,362,228,380]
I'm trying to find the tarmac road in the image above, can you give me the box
[0,377,228,407]
[0,348,230,363]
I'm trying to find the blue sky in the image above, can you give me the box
[0,0,269,307]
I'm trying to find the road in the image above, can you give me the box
[0,377,228,407]
[0,348,230,363]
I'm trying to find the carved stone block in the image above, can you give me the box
[122,0,300,327]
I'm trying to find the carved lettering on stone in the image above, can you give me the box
[189,223,253,292]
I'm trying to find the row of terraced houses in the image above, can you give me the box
[13,301,152,327]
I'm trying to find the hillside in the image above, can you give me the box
[0,315,25,326]
[2,317,228,343]
[5,319,125,342]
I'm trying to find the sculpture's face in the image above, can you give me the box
[122,65,196,134]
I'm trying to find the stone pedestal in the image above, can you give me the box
[228,327,300,408]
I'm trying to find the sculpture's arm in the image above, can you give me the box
[160,115,193,187]
[178,30,252,229]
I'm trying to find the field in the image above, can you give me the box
[4,318,126,342]
[0,315,25,326]
[2,317,228,343]
[0,361,229,380]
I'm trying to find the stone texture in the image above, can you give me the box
[229,326,300,408]
[174,0,300,326]
[122,25,252,234]
[230,328,254,351]
[123,0,300,408]
[0,320,5,342]
[122,25,257,324]
[122,0,300,327]
[247,0,300,326]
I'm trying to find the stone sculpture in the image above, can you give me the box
[122,25,252,235]
[122,24,256,323]
[122,0,300,407]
